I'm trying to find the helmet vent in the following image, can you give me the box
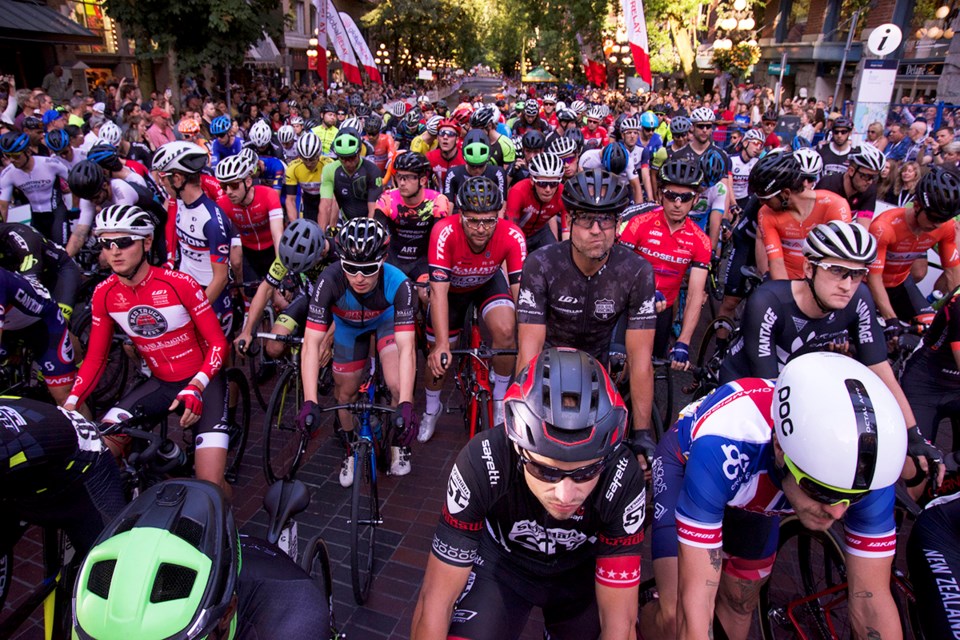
[544,422,594,444]
[174,517,204,548]
[150,563,198,603]
[88,560,116,599]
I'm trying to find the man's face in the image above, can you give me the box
[519,448,603,520]
[693,122,714,144]
[343,261,382,295]
[660,184,698,222]
[729,133,742,149]
[915,208,943,233]
[622,129,639,147]
[49,118,65,131]
[221,178,251,206]
[340,153,361,173]
[832,127,851,146]
[99,232,149,275]
[543,101,555,114]
[532,178,560,204]
[561,154,578,178]
[437,128,458,151]
[909,124,926,142]
[395,171,423,198]
[39,95,54,112]
[586,118,600,132]
[847,165,879,194]
[323,112,337,127]
[460,210,499,247]
[777,443,852,532]
[8,150,29,170]
[805,257,867,311]
[569,211,617,260]
[936,129,954,146]
[888,126,903,142]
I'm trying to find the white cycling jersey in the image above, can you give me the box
[0,156,68,213]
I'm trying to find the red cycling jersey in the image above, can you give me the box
[869,207,960,288]
[125,159,149,179]
[758,190,852,279]
[428,215,527,293]
[504,178,568,236]
[582,125,608,143]
[618,206,712,306]
[426,147,465,191]
[68,267,228,406]
[216,185,283,251]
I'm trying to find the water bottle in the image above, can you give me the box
[157,440,187,469]
[278,520,299,562]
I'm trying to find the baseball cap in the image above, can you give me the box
[92,102,105,114]
[150,107,170,118]
[22,116,43,130]
[42,109,64,126]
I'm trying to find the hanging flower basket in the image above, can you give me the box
[712,42,761,74]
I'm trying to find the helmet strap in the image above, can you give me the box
[805,269,833,314]
[115,240,150,281]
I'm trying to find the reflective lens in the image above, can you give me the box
[571,214,617,230]
[437,130,458,138]
[785,455,867,507]
[463,217,498,230]
[814,262,869,282]
[518,450,608,484]
[532,180,560,190]
[341,260,383,277]
[95,236,142,251]
[661,189,697,203]
[695,124,714,130]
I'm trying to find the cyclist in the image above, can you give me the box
[0,221,81,322]
[420,176,526,440]
[410,115,442,156]
[545,107,579,148]
[641,116,692,200]
[73,478,330,639]
[510,100,549,136]
[540,93,559,127]
[517,169,658,449]
[507,129,544,186]
[411,348,644,640]
[0,130,71,244]
[618,116,645,190]
[817,143,883,224]
[152,141,234,335]
[209,115,242,169]
[470,106,515,169]
[619,158,712,367]
[644,353,909,639]
[319,127,384,229]
[754,151,853,279]
[547,135,581,180]
[579,140,644,203]
[298,218,418,482]
[426,118,464,190]
[246,118,282,160]
[243,144,286,195]
[283,131,331,223]
[504,152,568,252]
[64,205,230,490]
[794,146,824,190]
[0,397,125,558]
[365,114,398,176]
[45,128,86,170]
[817,116,856,176]
[215,152,283,286]
[311,103,340,155]
[374,151,450,302]
[907,491,960,640]
[443,129,507,206]
[868,166,960,325]
[729,128,764,205]
[277,124,299,162]
[690,147,730,247]
[581,105,609,149]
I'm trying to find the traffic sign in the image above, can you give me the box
[867,24,902,57]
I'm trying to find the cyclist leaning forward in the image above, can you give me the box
[299,218,419,483]
[319,127,384,230]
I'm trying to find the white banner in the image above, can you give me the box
[324,0,362,85]
[339,12,382,84]
[622,0,652,84]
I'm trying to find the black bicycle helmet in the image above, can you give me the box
[337,217,389,263]
[564,128,585,154]
[521,129,545,151]
[561,168,630,214]
[505,347,627,462]
[470,107,496,130]
[364,114,383,136]
[917,166,960,223]
[669,116,692,135]
[45,129,70,153]
[87,143,123,172]
[355,105,371,118]
[659,157,703,188]
[68,160,107,200]
[749,152,802,199]
[699,147,727,188]
[393,151,431,177]
[279,218,326,273]
[456,176,503,213]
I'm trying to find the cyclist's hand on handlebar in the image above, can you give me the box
[297,400,323,436]
[882,318,909,341]
[234,331,253,355]
[905,425,946,489]
[625,430,658,474]
[170,384,203,427]
[670,341,691,371]
[654,290,667,314]
[428,344,451,379]
[393,401,418,447]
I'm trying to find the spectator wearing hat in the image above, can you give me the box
[43,109,65,132]
[145,107,176,149]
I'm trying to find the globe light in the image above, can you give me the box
[739,18,755,30]
[379,43,386,50]
[734,0,747,10]
[308,37,318,47]
[610,55,618,63]
[946,28,956,39]
[936,5,951,19]
[623,56,632,65]
[721,17,738,31]
[928,26,943,39]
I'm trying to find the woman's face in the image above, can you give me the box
[902,164,918,182]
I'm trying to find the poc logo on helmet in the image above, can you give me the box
[778,385,793,436]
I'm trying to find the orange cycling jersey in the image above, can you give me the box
[759,190,852,279]
[868,206,960,288]
[369,133,397,175]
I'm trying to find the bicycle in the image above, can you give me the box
[609,353,674,441]
[320,370,395,605]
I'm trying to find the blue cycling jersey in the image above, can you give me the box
[258,156,286,192]
[305,261,416,333]
[210,137,243,168]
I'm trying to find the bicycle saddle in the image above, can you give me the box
[262,478,311,546]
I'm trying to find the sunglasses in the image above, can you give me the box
[785,455,867,507]
[518,448,609,484]
[661,189,698,203]
[437,130,458,138]
[571,214,617,230]
[533,180,560,189]
[341,259,383,277]
[587,119,600,125]
[695,124,714,130]
[854,169,879,183]
[814,262,869,281]
[833,129,851,135]
[95,235,143,251]
[4,152,23,159]
[642,127,654,133]
[463,216,498,230]
[561,155,577,165]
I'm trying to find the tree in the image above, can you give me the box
[644,0,705,92]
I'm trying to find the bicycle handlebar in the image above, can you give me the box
[448,347,518,358]
[255,332,303,345]
[322,402,396,414]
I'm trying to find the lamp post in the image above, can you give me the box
[307,35,319,86]
[713,0,759,102]
[374,42,391,83]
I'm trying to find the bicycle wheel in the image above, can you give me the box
[300,534,342,639]
[0,546,11,610]
[71,306,129,412]
[262,367,308,484]
[223,368,250,484]
[350,442,379,604]
[476,389,491,436]
[758,516,847,640]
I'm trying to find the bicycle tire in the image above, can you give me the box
[350,442,379,604]
[300,533,342,639]
[476,390,491,436]
[70,306,129,412]
[0,547,11,610]
[262,367,308,484]
[695,316,736,399]
[758,516,847,640]
[653,364,673,438]
[223,367,250,484]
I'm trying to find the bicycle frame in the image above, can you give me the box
[354,377,383,482]
[452,321,493,440]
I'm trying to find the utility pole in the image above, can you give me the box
[832,9,860,112]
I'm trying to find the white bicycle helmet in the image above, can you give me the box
[690,107,716,123]
[296,132,322,159]
[803,220,877,264]
[744,128,766,144]
[94,204,155,237]
[388,102,407,118]
[277,125,296,145]
[620,116,642,133]
[570,100,587,115]
[289,116,304,126]
[98,121,122,147]
[794,148,824,178]
[774,352,906,493]
[528,152,564,182]
[547,136,578,159]
[586,105,605,121]
[215,152,257,183]
[425,115,444,136]
[340,117,362,133]
[152,141,208,174]
[248,120,273,148]
[850,144,887,173]
[543,94,557,104]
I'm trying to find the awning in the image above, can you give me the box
[0,0,99,45]
[246,35,281,68]
[522,66,559,83]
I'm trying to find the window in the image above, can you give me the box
[784,0,809,42]
[296,1,305,35]
[68,0,118,54]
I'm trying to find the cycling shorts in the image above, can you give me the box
[722,232,757,298]
[900,356,960,442]
[41,257,81,316]
[242,246,276,291]
[886,276,933,323]
[651,426,779,568]
[426,271,514,343]
[525,225,558,255]
[4,310,75,387]
[652,307,674,360]
[906,495,960,640]
[448,536,600,640]
[212,291,234,339]
[31,209,69,247]
[276,294,309,334]
[390,258,429,282]
[332,307,397,374]
[103,374,228,444]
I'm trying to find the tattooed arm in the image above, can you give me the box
[677,542,723,640]
[846,553,902,640]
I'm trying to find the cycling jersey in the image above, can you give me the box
[652,378,896,560]
[618,206,712,306]
[906,492,960,640]
[210,136,243,168]
[319,158,384,221]
[517,242,656,363]
[443,164,507,207]
[581,126,608,145]
[374,188,450,268]
[309,124,338,156]
[426,147,465,191]
[868,206,960,288]
[0,155,68,213]
[729,153,758,201]
[0,222,80,313]
[433,427,645,579]
[488,135,516,169]
[409,134,438,156]
[173,194,232,288]
[669,143,732,177]
[719,279,887,382]
[428,215,526,292]
[510,117,549,137]
[68,267,228,406]
[79,178,139,227]
[816,172,878,220]
[305,261,415,334]
[504,178,567,237]
[818,143,855,176]
[367,133,398,174]
[216,185,283,252]
[256,155,287,192]
[689,182,727,233]
[759,190,853,278]
[284,157,332,221]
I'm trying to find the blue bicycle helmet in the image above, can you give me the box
[602,142,629,175]
[0,131,29,154]
[699,147,728,189]
[87,143,123,172]
[45,129,70,153]
[791,135,812,151]
[210,115,232,137]
[639,111,659,129]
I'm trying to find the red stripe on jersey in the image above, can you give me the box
[676,514,722,548]
[844,528,896,557]
[595,555,641,588]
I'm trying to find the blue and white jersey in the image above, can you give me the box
[258,155,287,192]
[673,378,897,559]
[210,137,243,169]
[174,195,232,288]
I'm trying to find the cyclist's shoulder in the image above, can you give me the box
[685,378,776,445]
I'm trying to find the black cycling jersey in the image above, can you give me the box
[444,164,507,207]
[817,144,855,176]
[517,242,657,364]
[433,427,646,578]
[815,172,877,217]
[720,279,887,382]
[511,117,549,137]
[668,143,732,175]
[0,222,73,280]
[906,492,960,640]
[323,158,384,222]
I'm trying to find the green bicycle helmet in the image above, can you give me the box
[462,129,491,167]
[332,127,362,158]
[73,479,239,640]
